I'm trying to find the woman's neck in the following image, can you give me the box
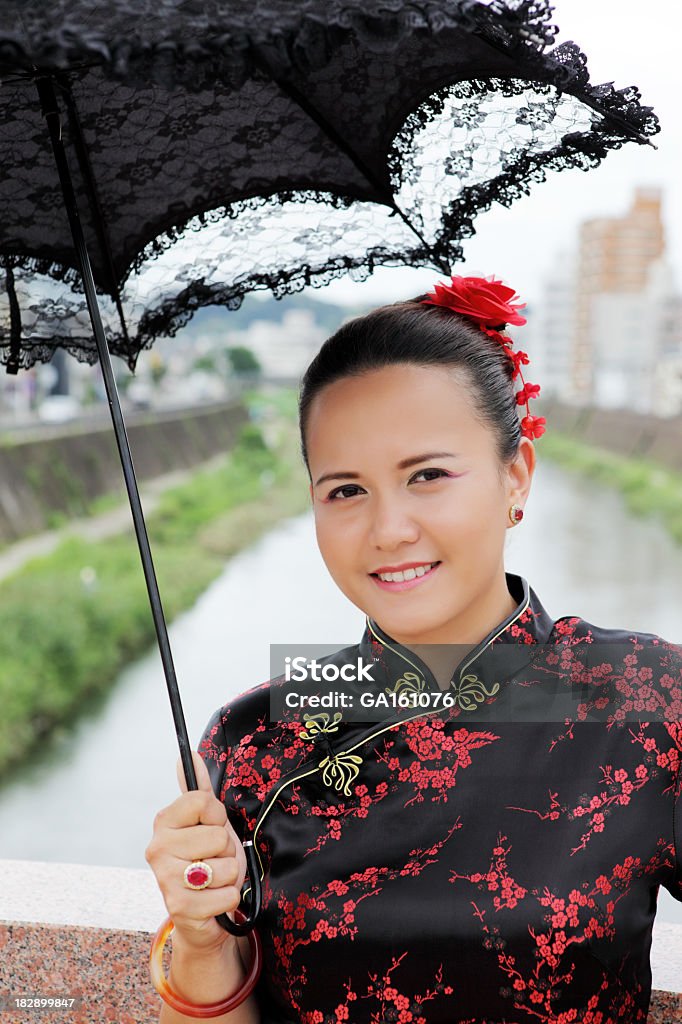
[394,576,519,691]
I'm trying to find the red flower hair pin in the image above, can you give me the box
[421,275,546,440]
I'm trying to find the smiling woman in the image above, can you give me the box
[145,277,682,1024]
[304,362,529,671]
[300,281,537,685]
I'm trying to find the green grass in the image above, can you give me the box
[87,490,127,516]
[0,388,310,775]
[537,431,682,546]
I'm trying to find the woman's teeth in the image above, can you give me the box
[376,562,439,583]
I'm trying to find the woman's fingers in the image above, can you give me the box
[154,786,227,831]
[159,822,235,861]
[162,881,245,935]
[176,748,214,795]
[174,749,248,887]
[145,747,250,951]
[155,852,241,896]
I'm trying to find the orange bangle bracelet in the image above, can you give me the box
[150,910,263,1019]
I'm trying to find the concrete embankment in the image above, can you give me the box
[534,398,682,547]
[537,398,682,472]
[0,399,249,543]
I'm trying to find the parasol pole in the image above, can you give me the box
[34,71,261,937]
[57,75,135,361]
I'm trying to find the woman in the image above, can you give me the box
[146,276,681,1024]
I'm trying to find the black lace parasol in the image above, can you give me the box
[1,0,659,373]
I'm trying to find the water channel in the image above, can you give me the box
[1,459,680,923]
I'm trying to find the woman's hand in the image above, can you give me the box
[145,749,248,953]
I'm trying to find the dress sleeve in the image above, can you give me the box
[196,705,248,847]
[656,640,682,902]
[663,753,682,901]
[197,705,230,801]
[196,709,270,1016]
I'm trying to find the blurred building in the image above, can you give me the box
[652,288,682,416]
[228,308,326,379]
[525,249,577,402]
[569,187,666,405]
[590,258,682,413]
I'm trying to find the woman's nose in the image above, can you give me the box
[368,496,420,549]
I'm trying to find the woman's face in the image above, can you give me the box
[305,363,535,647]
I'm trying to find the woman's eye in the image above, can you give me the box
[411,468,448,483]
[326,484,363,502]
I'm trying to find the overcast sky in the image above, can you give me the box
[310,0,679,309]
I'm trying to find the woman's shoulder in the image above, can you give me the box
[549,608,682,662]
[199,640,365,756]
[199,672,286,753]
[545,611,682,725]
[197,672,305,812]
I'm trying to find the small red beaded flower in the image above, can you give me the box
[421,274,546,440]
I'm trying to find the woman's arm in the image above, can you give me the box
[146,745,262,1024]
[159,931,260,1024]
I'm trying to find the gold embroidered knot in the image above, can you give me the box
[319,751,364,796]
[451,673,500,711]
[384,670,426,697]
[298,711,343,741]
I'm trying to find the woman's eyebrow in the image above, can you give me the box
[314,452,459,488]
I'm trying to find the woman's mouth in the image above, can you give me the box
[369,561,441,591]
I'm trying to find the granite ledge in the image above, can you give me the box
[0,859,680,1023]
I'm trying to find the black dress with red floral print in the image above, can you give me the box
[198,573,682,1024]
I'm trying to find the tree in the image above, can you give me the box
[192,354,217,374]
[227,346,261,376]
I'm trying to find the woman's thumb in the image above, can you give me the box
[176,748,213,795]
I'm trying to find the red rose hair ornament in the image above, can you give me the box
[421,275,546,440]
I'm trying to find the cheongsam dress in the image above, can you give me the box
[198,572,682,1024]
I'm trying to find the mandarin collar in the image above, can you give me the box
[358,572,556,713]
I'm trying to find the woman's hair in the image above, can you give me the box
[298,296,522,481]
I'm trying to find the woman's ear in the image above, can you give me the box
[507,437,535,506]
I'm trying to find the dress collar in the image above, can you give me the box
[358,572,556,713]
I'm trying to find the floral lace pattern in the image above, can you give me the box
[0,1,660,372]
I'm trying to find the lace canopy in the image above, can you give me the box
[0,0,660,371]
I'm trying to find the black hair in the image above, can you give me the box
[298,296,522,481]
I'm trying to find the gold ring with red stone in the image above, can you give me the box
[183,860,213,890]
